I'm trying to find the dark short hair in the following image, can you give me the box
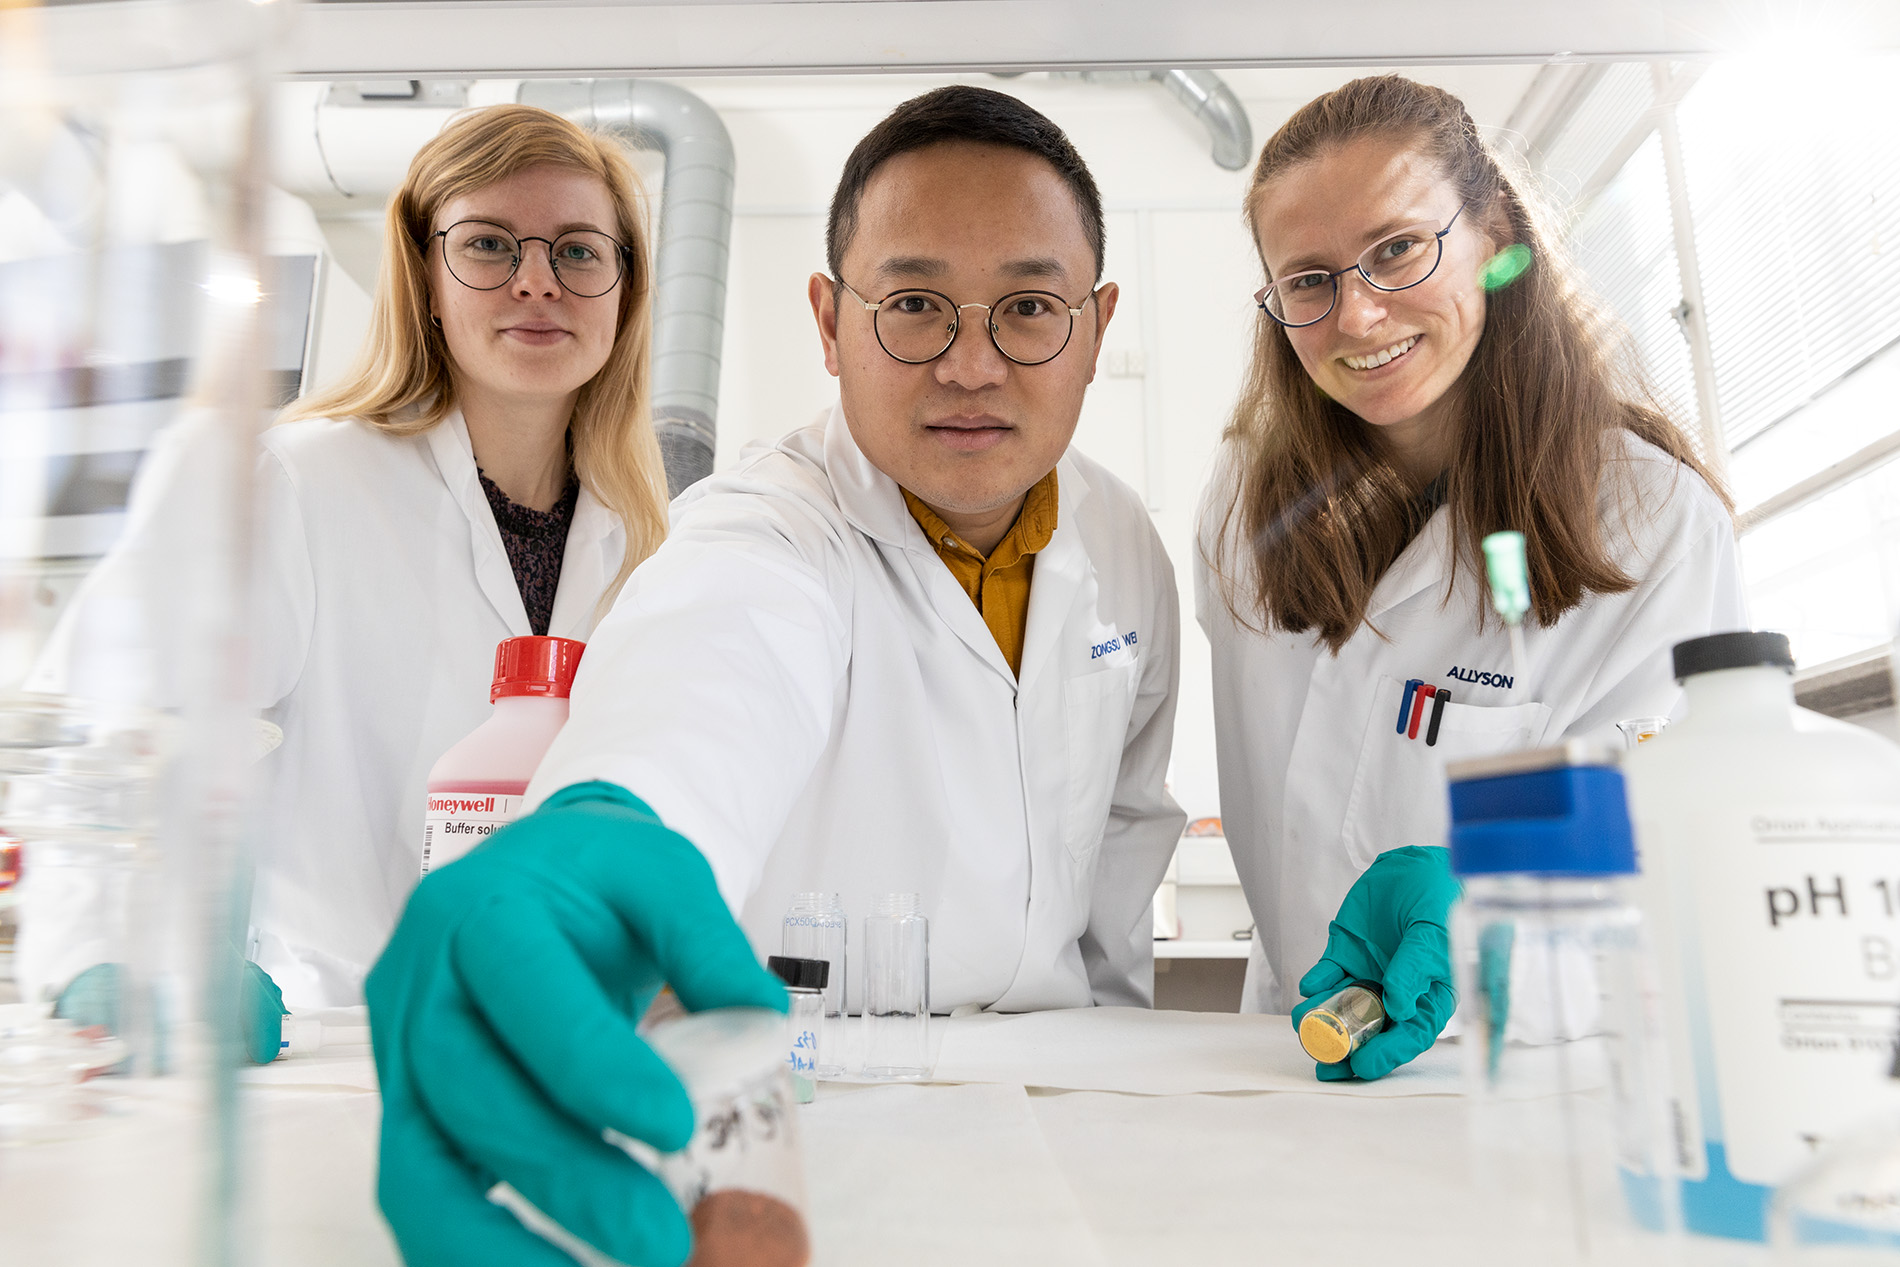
[826,85,1106,283]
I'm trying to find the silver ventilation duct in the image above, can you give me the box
[519,79,734,497]
[1043,69,1253,172]
[1153,70,1253,172]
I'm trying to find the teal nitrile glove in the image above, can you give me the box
[55,962,124,1034]
[240,960,287,1065]
[365,781,788,1267]
[1290,845,1459,1081]
[58,958,282,1067]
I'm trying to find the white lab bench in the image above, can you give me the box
[0,1008,1779,1267]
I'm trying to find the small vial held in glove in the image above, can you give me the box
[612,1008,812,1267]
[1298,983,1385,1064]
[687,1190,810,1267]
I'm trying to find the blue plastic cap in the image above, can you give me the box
[1448,764,1636,877]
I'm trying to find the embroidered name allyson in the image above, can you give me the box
[1446,666,1514,689]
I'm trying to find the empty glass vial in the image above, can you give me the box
[1614,716,1670,749]
[766,955,829,1104]
[781,893,846,1076]
[614,1008,810,1265]
[862,893,929,1080]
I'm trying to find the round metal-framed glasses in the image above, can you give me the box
[1254,205,1465,328]
[836,278,1095,366]
[429,219,631,299]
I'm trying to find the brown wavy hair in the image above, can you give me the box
[283,104,668,613]
[1212,75,1728,651]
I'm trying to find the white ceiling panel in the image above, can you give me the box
[283,0,1900,78]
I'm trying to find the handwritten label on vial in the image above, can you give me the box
[789,1026,818,1076]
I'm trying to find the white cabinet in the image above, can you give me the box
[1153,828,1252,961]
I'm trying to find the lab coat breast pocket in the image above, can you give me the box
[1337,674,1551,870]
[1062,664,1140,865]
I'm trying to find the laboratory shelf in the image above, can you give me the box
[1153,938,1251,960]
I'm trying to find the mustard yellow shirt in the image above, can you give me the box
[901,471,1058,678]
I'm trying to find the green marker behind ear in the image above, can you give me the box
[1482,530,1530,693]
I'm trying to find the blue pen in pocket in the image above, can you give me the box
[1397,678,1422,733]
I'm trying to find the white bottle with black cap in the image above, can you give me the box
[1625,630,1900,1241]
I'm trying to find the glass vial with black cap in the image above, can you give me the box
[781,893,846,1076]
[767,955,829,1104]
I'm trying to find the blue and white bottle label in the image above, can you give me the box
[1696,805,1900,1183]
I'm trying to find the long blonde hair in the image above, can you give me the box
[1214,75,1727,651]
[286,103,668,607]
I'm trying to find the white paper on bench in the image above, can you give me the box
[802,1081,1110,1267]
[929,1007,1468,1096]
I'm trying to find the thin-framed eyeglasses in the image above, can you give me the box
[429,219,631,299]
[835,278,1096,366]
[1254,205,1466,328]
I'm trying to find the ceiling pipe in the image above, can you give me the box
[1151,70,1253,172]
[1042,69,1253,172]
[519,79,734,497]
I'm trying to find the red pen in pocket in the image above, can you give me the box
[1407,683,1435,740]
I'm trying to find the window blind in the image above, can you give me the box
[1534,61,1654,205]
[1676,61,1900,450]
[1564,133,1700,443]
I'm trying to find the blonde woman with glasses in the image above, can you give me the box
[242,104,668,1007]
[25,105,666,1014]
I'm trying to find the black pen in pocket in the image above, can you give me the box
[1425,688,1450,746]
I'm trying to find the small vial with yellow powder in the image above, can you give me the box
[1298,983,1386,1065]
[1614,716,1670,749]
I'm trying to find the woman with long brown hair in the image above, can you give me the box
[244,103,669,1007]
[1196,75,1745,1077]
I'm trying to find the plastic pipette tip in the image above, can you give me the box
[1478,922,1515,1079]
[1481,531,1531,625]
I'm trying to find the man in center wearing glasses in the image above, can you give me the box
[547,80,1184,1010]
[364,84,1184,1266]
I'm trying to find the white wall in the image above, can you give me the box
[294,64,1541,820]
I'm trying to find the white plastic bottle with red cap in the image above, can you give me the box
[421,635,584,876]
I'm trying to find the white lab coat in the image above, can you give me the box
[26,410,623,1008]
[1194,430,1746,1015]
[527,403,1185,1012]
[247,412,621,1006]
